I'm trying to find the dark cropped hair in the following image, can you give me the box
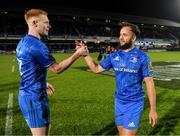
[119,22,140,38]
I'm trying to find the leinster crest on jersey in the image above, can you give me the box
[130,56,137,63]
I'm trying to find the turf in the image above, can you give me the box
[0,51,180,135]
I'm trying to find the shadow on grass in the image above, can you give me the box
[72,66,88,71]
[73,66,115,77]
[0,107,7,118]
[13,105,22,115]
[0,82,19,92]
[149,99,180,135]
[144,91,166,111]
[152,61,180,66]
[154,79,180,90]
[92,122,118,135]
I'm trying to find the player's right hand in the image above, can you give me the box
[75,40,85,50]
[46,82,55,95]
[75,40,89,56]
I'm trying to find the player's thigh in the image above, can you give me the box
[121,127,137,136]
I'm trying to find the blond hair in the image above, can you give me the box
[24,9,48,23]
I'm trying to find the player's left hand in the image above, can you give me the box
[149,110,158,127]
[46,82,55,95]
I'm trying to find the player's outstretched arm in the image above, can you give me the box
[84,55,104,73]
[144,77,158,127]
[75,40,104,74]
[48,46,87,74]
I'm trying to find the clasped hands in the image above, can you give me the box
[75,40,89,57]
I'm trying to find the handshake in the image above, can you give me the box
[75,40,89,57]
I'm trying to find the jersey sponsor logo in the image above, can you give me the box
[114,67,138,73]
[128,122,135,127]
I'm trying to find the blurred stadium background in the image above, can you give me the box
[0,0,180,135]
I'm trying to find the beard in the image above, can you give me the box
[119,40,132,50]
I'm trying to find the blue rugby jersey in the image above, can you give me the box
[100,48,153,102]
[16,35,55,96]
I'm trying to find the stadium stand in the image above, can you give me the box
[0,9,180,54]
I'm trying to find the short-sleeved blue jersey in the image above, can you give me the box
[100,48,153,102]
[16,35,55,96]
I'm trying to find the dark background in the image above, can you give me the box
[1,0,180,22]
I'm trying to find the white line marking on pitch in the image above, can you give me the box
[11,65,15,73]
[5,93,13,135]
[12,58,15,73]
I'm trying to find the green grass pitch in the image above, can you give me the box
[0,51,180,135]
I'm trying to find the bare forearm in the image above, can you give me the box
[84,55,101,73]
[49,52,80,74]
[145,78,156,111]
[145,77,158,127]
[59,53,80,72]
[147,88,156,111]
